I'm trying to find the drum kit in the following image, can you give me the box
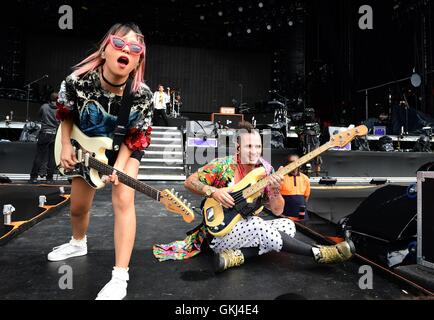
[268,100,288,125]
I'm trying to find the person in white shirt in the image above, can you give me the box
[152,84,170,126]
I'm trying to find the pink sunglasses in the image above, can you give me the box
[109,35,144,56]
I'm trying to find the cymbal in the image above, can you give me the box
[267,101,285,108]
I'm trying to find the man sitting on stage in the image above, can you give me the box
[183,121,355,272]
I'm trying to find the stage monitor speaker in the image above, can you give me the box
[417,172,434,269]
[341,185,417,266]
[345,185,417,242]
[212,113,244,129]
[0,175,12,183]
[186,121,215,136]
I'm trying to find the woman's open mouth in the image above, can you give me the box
[117,56,130,68]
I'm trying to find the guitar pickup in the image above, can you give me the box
[206,207,215,222]
[84,153,90,167]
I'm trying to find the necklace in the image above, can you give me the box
[101,69,127,88]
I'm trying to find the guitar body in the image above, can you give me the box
[54,124,113,189]
[54,124,195,223]
[202,125,369,237]
[203,167,267,237]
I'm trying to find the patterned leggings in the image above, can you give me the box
[210,216,296,255]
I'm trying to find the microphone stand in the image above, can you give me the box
[358,76,412,121]
[402,93,410,135]
[24,74,48,121]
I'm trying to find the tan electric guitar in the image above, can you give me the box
[202,125,368,237]
[54,124,194,223]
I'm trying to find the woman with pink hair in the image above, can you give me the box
[48,23,153,300]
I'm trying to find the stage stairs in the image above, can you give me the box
[138,126,186,181]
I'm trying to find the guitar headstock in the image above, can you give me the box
[159,189,195,223]
[329,125,368,148]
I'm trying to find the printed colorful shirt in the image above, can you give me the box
[56,69,154,151]
[152,156,275,262]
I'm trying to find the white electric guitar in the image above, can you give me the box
[54,124,194,223]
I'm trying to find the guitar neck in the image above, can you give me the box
[88,157,161,201]
[244,142,332,198]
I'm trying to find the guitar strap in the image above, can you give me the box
[112,79,134,152]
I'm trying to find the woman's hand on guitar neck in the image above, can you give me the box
[212,188,235,209]
[60,142,78,170]
[102,163,125,186]
[102,170,120,186]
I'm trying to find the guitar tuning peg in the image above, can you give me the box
[171,188,175,194]
[175,192,178,197]
[179,195,183,200]
[187,203,191,208]
[183,199,187,204]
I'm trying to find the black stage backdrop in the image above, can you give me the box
[24,34,271,117]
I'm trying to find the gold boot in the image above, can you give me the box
[214,249,245,273]
[314,240,356,264]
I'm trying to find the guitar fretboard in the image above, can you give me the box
[88,157,160,201]
[243,142,332,198]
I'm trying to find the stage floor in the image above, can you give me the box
[0,182,419,300]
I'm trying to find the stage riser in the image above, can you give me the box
[271,150,434,178]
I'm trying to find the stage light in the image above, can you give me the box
[319,177,337,185]
[39,195,47,208]
[3,204,15,225]
[370,179,388,185]
[218,11,223,16]
[247,28,251,34]
[220,107,236,114]
[227,32,232,37]
[288,20,294,26]
[200,15,205,20]
[258,2,263,8]
[238,7,243,12]
[266,24,272,30]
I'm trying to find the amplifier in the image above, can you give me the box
[417,171,434,269]
[211,113,244,129]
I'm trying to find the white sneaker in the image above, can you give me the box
[47,236,87,262]
[95,268,129,300]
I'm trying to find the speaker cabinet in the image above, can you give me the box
[211,113,244,129]
[417,172,434,269]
